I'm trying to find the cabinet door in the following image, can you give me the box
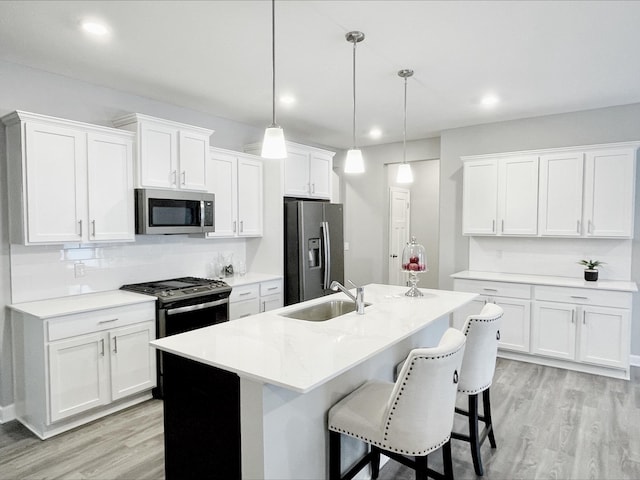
[538,152,584,236]
[309,153,331,199]
[260,293,283,313]
[229,299,260,320]
[207,150,238,237]
[110,322,156,401]
[493,298,531,353]
[579,306,629,369]
[283,149,310,197]
[583,148,636,238]
[24,122,85,243]
[139,122,178,188]
[48,333,108,422]
[498,156,538,235]
[178,130,209,191]
[462,160,498,235]
[87,132,135,241]
[237,156,263,237]
[532,302,576,360]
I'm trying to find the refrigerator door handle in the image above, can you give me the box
[322,221,331,289]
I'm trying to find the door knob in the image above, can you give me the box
[390,254,398,258]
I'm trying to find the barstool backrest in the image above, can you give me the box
[458,303,503,394]
[382,328,466,455]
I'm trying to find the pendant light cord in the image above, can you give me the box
[271,0,277,126]
[352,38,357,149]
[403,75,407,164]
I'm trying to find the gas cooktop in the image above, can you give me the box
[120,276,231,301]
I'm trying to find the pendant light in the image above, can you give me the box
[396,69,414,183]
[344,31,365,174]
[261,0,287,159]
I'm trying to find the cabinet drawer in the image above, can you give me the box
[47,302,155,342]
[260,280,282,296]
[230,284,259,302]
[454,279,531,299]
[229,298,260,320]
[534,286,632,309]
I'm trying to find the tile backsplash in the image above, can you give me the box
[10,235,247,304]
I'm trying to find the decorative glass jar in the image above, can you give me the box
[401,236,427,297]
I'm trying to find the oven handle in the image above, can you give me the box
[165,298,229,315]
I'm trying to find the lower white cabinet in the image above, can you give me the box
[11,297,156,439]
[453,277,632,379]
[229,278,283,320]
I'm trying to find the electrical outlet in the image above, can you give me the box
[74,262,86,278]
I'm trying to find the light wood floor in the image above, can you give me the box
[0,358,638,479]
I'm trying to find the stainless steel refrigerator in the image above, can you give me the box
[284,200,344,305]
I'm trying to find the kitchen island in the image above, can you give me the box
[150,284,477,480]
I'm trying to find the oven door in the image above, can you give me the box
[160,297,229,337]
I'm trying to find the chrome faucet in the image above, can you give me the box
[330,280,365,314]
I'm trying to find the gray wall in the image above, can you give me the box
[437,102,640,355]
[336,139,441,287]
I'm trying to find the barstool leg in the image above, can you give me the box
[442,439,454,480]
[415,455,429,480]
[468,393,484,476]
[371,446,381,479]
[483,388,497,448]
[329,431,341,480]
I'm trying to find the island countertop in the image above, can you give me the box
[150,283,477,393]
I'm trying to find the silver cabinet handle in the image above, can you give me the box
[240,220,244,233]
[240,313,252,318]
[267,286,278,291]
[182,171,186,185]
[571,309,575,324]
[570,295,589,300]
[577,220,581,234]
[583,310,586,324]
[100,338,105,357]
[98,318,118,324]
[78,219,83,237]
[171,170,177,185]
[261,301,266,312]
[588,220,593,234]
[233,221,237,233]
[239,291,252,296]
[501,219,504,233]
[311,183,315,194]
[113,336,118,354]
[492,219,496,233]
[166,298,228,315]
[483,288,498,292]
[91,220,96,237]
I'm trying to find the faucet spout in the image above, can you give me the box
[330,280,365,315]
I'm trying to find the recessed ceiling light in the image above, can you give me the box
[480,94,500,108]
[369,128,382,139]
[279,95,296,105]
[81,20,110,37]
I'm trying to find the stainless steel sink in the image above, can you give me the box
[280,300,371,322]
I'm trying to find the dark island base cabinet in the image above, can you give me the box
[163,352,241,480]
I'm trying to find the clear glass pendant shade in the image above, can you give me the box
[401,236,427,297]
[396,163,413,183]
[344,148,365,173]
[261,125,287,159]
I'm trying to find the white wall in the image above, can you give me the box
[437,102,640,355]
[336,139,440,287]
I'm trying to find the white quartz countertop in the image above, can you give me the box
[451,270,638,292]
[223,273,282,287]
[8,290,156,318]
[150,284,477,393]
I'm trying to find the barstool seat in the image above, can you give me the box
[451,302,503,476]
[328,328,466,480]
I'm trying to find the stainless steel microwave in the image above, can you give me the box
[135,189,215,235]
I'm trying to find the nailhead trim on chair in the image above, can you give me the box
[328,345,464,455]
[458,315,501,394]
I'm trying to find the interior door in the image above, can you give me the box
[388,187,410,285]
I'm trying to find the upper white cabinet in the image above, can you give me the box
[583,148,636,237]
[462,142,638,238]
[462,155,538,236]
[245,141,335,199]
[207,147,263,238]
[2,111,135,245]
[113,113,213,191]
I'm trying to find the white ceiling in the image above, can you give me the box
[1,1,640,149]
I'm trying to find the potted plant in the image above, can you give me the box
[579,259,605,281]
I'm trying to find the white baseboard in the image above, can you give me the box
[0,403,16,423]
[630,354,640,368]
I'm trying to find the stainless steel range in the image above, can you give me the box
[121,276,232,397]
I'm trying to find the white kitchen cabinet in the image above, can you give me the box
[452,279,531,353]
[207,148,263,238]
[245,141,335,199]
[538,151,584,236]
[259,279,283,313]
[583,148,636,238]
[229,279,283,320]
[113,113,212,191]
[579,305,629,369]
[531,301,577,360]
[462,155,538,236]
[2,111,135,245]
[11,296,156,439]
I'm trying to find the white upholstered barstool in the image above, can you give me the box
[328,328,466,480]
[451,302,503,476]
